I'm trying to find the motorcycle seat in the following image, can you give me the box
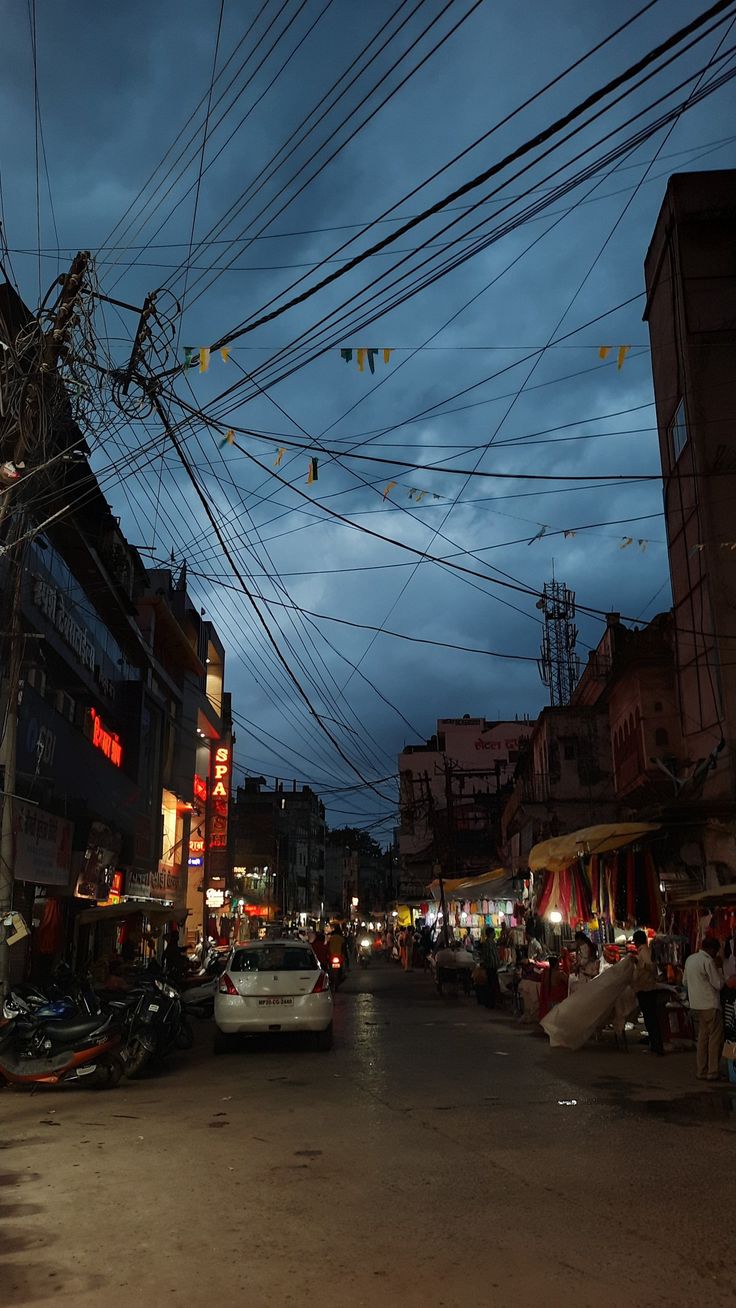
[45,1015,110,1045]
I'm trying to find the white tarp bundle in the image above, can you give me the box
[541,956,636,1050]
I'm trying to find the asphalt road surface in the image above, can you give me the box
[2,960,735,1307]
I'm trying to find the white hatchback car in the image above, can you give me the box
[214,939,333,1053]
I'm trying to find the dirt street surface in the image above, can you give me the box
[2,961,735,1308]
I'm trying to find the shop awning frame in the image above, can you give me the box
[76,901,190,925]
[528,823,661,874]
[669,883,736,907]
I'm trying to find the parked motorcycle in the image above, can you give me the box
[0,1010,123,1090]
[179,951,226,1020]
[110,975,193,1078]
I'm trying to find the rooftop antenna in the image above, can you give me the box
[537,572,580,706]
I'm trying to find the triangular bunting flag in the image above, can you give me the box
[220,348,230,363]
[366,349,377,374]
[598,346,611,360]
[356,348,366,373]
[183,346,196,370]
[274,447,285,467]
[199,347,210,373]
[219,429,234,449]
[307,458,318,485]
[527,525,547,545]
[563,530,577,539]
[383,348,392,365]
[340,348,353,363]
[638,539,648,552]
[383,481,397,499]
[620,537,633,549]
[617,345,631,371]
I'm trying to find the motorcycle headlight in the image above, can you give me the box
[154,979,178,999]
[360,938,371,948]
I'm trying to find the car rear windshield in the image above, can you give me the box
[230,946,317,972]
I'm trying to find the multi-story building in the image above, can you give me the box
[0,282,235,976]
[231,779,325,919]
[134,566,231,940]
[501,703,617,875]
[644,169,736,887]
[399,716,531,891]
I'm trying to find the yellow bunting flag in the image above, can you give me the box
[220,347,230,363]
[617,345,631,371]
[356,347,366,373]
[383,481,397,499]
[199,347,210,373]
[383,348,392,365]
[219,429,234,449]
[620,537,633,549]
[598,346,611,360]
[414,489,426,503]
[274,447,285,467]
[307,457,318,485]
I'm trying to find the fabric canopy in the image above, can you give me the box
[427,868,509,902]
[528,823,661,874]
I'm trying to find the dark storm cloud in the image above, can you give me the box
[1,0,735,833]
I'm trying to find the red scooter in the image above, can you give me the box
[0,1010,123,1090]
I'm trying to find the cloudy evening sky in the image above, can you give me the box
[1,0,735,837]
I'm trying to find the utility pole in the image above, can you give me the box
[0,253,90,997]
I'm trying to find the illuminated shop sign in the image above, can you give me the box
[85,708,123,767]
[212,745,230,799]
[188,836,204,868]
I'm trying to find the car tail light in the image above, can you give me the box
[312,971,330,994]
[330,957,341,968]
[218,973,238,996]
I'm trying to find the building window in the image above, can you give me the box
[654,727,669,748]
[26,664,46,695]
[55,690,75,722]
[669,398,688,464]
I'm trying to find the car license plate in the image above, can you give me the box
[257,997,293,1006]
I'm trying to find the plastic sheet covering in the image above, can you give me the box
[541,955,636,1050]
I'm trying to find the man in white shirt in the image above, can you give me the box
[683,938,725,1080]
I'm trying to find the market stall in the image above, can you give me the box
[426,868,528,957]
[528,822,664,948]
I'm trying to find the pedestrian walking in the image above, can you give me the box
[479,926,500,1009]
[632,929,664,1056]
[683,938,725,1080]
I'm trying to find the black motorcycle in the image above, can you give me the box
[109,974,193,1078]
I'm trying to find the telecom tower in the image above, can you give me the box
[537,577,580,706]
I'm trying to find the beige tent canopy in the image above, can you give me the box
[528,823,661,874]
[428,868,511,902]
